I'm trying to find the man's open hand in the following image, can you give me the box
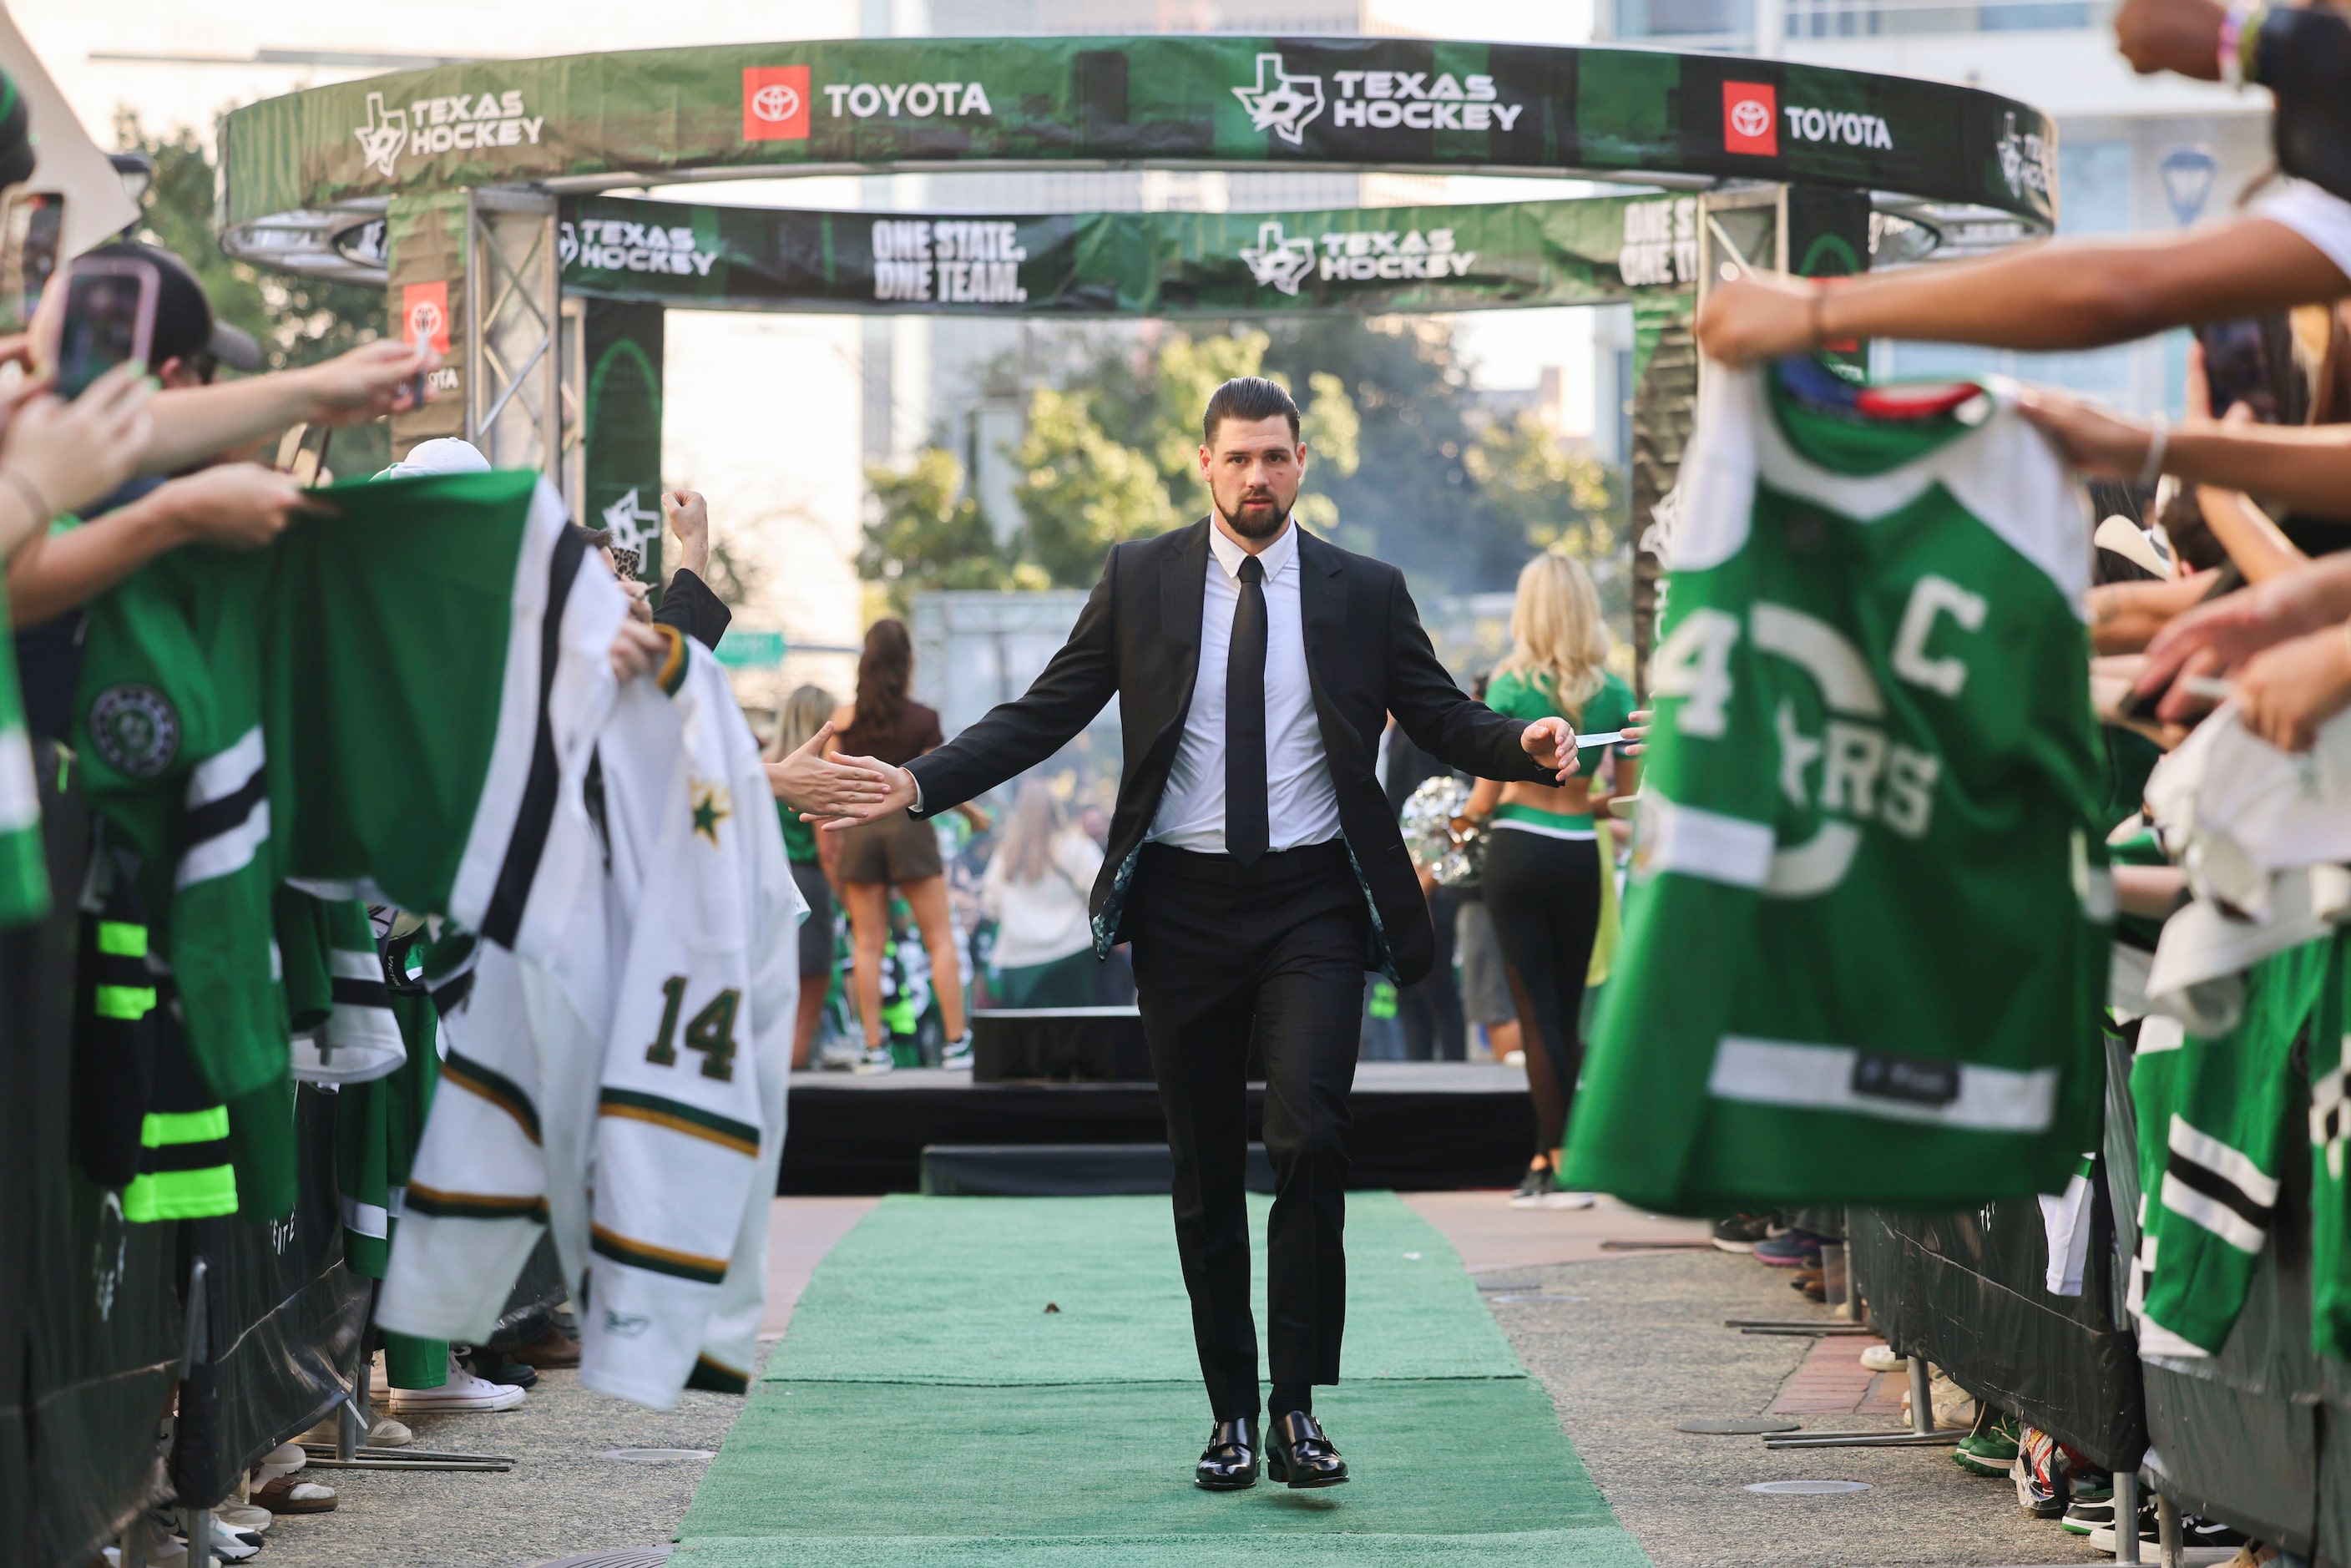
[1520,716,1581,782]
[815,754,918,832]
[766,722,894,818]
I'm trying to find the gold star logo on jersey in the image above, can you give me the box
[690,780,731,847]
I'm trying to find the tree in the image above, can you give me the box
[1468,412,1618,559]
[115,111,393,475]
[858,317,1615,604]
[861,446,1034,615]
[1011,387,1182,585]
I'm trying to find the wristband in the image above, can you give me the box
[1807,289,1827,349]
[0,467,53,524]
[2219,0,2264,89]
[2136,414,2171,489]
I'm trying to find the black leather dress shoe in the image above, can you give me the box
[1266,1410,1349,1488]
[1196,1416,1259,1490]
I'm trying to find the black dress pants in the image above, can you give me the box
[1129,839,1368,1421]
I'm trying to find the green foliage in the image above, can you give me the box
[858,319,1620,603]
[1012,387,1182,585]
[115,111,393,475]
[1467,412,1619,559]
[861,445,1034,615]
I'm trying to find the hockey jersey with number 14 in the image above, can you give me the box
[1563,363,2111,1214]
[379,630,804,1410]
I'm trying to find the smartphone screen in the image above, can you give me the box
[0,191,63,333]
[55,259,158,400]
[2195,318,2278,422]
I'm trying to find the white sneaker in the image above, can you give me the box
[383,1352,527,1413]
[1540,1190,1599,1211]
[368,1414,414,1447]
[939,1032,973,1070]
[1859,1343,1909,1373]
[210,1520,262,1563]
[852,1044,896,1075]
[214,1503,271,1534]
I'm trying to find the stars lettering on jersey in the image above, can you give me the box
[690,779,731,847]
[1774,696,1823,807]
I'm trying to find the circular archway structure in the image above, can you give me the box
[215,35,2058,283]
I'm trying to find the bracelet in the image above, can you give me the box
[1807,289,1827,349]
[2136,414,2171,489]
[0,467,53,524]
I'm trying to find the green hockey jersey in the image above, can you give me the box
[2127,938,2323,1358]
[1563,365,2111,1213]
[74,469,627,1129]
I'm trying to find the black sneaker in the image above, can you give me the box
[2183,1515,2249,1550]
[1507,1161,1554,1209]
[1711,1214,1777,1252]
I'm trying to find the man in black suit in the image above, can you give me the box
[835,377,1575,1491]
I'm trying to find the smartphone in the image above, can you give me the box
[2196,318,2279,422]
[0,191,63,333]
[404,323,430,407]
[54,256,159,400]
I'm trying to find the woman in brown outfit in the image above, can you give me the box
[827,619,988,1071]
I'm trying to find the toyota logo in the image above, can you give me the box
[407,299,444,339]
[1728,99,1773,140]
[751,83,800,123]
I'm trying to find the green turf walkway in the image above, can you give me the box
[673,1193,1651,1567]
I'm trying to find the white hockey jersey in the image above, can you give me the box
[2141,699,2351,1033]
[380,630,803,1409]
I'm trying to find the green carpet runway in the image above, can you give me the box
[671,1194,1652,1566]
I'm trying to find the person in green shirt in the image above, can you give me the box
[1455,552,1638,1209]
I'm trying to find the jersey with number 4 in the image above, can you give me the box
[1563,366,2111,1214]
[380,633,804,1409]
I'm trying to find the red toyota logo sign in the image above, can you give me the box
[1722,81,1778,156]
[742,66,811,141]
[401,281,449,354]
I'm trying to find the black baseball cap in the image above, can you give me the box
[83,240,263,376]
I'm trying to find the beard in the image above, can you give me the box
[1216,491,1291,541]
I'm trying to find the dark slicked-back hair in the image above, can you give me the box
[1202,376,1301,447]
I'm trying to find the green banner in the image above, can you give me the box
[559,192,1683,316]
[217,38,2058,231]
[581,298,665,585]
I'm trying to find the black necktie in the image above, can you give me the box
[1226,554,1270,867]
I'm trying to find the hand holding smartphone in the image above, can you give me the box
[54,255,159,401]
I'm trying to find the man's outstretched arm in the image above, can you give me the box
[829,547,1122,826]
[1381,570,1575,784]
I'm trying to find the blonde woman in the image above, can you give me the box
[767,684,842,1068]
[982,780,1105,1008]
[1457,554,1638,1208]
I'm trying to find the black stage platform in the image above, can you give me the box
[776,1062,1537,1195]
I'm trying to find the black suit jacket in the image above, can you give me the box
[654,568,731,652]
[908,519,1546,984]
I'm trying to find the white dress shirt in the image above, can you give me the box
[1147,521,1342,855]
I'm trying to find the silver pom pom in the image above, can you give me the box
[1399,774,1484,888]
